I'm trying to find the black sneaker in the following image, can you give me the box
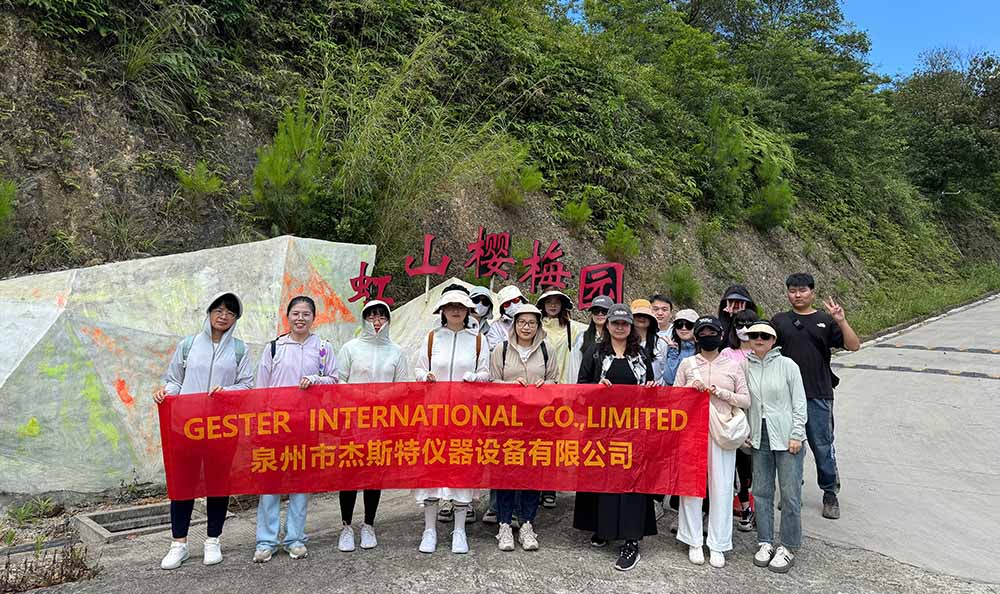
[822,494,840,520]
[590,533,608,548]
[737,508,755,532]
[614,542,640,572]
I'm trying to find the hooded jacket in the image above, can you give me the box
[673,352,750,419]
[489,324,558,384]
[718,284,757,336]
[339,320,412,383]
[416,324,490,382]
[743,347,808,451]
[256,334,338,389]
[660,340,696,386]
[163,293,255,395]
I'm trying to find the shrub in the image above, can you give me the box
[696,217,723,250]
[747,159,796,230]
[561,197,592,232]
[175,160,223,202]
[0,178,15,235]
[491,150,543,210]
[662,264,702,307]
[602,219,640,262]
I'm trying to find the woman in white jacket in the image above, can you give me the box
[414,290,489,554]
[335,300,412,552]
[153,292,255,570]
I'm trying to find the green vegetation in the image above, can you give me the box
[3,0,999,328]
[175,160,223,203]
[561,198,593,233]
[662,264,702,308]
[0,178,14,235]
[602,220,640,263]
[6,498,55,527]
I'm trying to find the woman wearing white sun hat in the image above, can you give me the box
[414,289,490,555]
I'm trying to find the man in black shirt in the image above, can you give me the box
[773,273,861,520]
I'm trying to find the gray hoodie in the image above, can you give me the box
[162,293,255,395]
[338,320,412,383]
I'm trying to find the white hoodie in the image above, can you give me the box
[338,320,412,383]
[163,293,254,395]
[415,324,489,383]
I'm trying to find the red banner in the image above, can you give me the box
[158,383,709,501]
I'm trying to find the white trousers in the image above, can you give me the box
[677,437,736,552]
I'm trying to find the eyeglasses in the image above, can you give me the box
[673,320,694,330]
[590,308,608,316]
[747,332,775,340]
[211,308,236,319]
[515,319,538,328]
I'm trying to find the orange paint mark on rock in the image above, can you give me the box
[31,288,41,298]
[114,377,135,406]
[280,265,355,333]
[79,326,124,356]
[56,293,67,307]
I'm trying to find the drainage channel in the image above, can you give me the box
[74,501,211,545]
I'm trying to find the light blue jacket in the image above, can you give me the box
[744,347,808,451]
[660,340,696,385]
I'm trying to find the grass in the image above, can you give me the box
[6,498,55,528]
[0,178,15,235]
[175,160,223,202]
[850,263,1000,336]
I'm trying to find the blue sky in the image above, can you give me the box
[841,0,1000,78]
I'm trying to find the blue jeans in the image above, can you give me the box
[805,398,840,497]
[256,493,309,550]
[496,490,539,525]
[752,421,805,550]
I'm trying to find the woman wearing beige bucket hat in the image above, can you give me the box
[414,289,489,555]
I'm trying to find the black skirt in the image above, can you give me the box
[572,492,657,541]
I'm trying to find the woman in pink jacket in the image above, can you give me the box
[673,315,749,569]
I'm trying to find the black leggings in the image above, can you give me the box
[170,497,228,539]
[339,490,381,525]
[736,448,753,504]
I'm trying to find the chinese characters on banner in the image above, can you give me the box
[158,383,709,500]
[357,229,624,305]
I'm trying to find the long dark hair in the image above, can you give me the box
[582,318,605,352]
[598,326,643,359]
[541,296,571,328]
[727,309,759,349]
[640,323,657,361]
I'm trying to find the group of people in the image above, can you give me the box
[152,271,860,574]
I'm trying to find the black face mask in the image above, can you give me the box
[696,334,723,351]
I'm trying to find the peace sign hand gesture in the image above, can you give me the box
[823,296,846,322]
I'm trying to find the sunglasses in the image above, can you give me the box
[590,308,608,316]
[471,296,491,305]
[747,332,775,341]
[735,322,755,329]
[502,298,523,308]
[673,320,695,330]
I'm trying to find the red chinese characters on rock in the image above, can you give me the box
[348,261,394,305]
[578,262,624,309]
[464,227,515,279]
[403,234,452,278]
[518,239,571,293]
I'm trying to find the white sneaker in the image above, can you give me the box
[338,524,356,552]
[203,537,222,565]
[252,547,273,563]
[496,524,515,551]
[653,499,664,521]
[768,546,794,573]
[360,524,377,549]
[419,528,437,553]
[451,530,469,554]
[285,543,307,559]
[160,542,189,570]
[688,545,705,565]
[709,549,725,568]
[754,543,775,567]
[518,521,539,551]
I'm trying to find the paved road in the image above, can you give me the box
[42,295,1000,593]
